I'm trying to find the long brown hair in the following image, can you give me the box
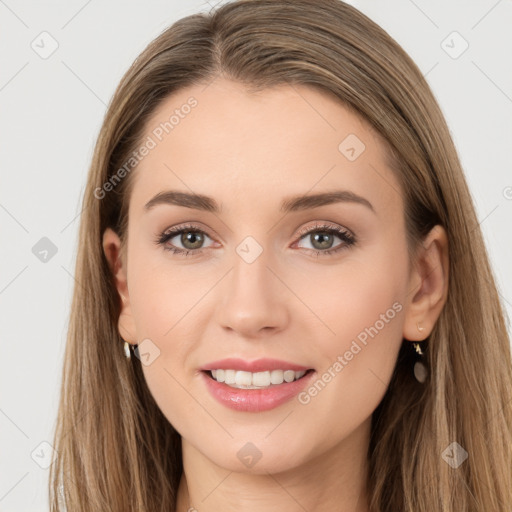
[49,1,512,510]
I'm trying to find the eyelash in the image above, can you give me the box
[154,222,356,258]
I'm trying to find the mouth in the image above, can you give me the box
[201,366,317,412]
[202,368,315,390]
[199,357,316,411]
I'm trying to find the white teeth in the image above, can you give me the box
[224,369,236,384]
[270,370,282,385]
[284,370,295,383]
[253,371,270,387]
[208,368,308,388]
[236,371,252,387]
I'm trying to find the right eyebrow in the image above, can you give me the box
[144,190,220,213]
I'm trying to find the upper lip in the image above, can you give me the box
[201,358,312,373]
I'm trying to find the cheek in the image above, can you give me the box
[127,243,210,342]
[300,240,408,430]
[128,267,203,382]
[125,252,213,431]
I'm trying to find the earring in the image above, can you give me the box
[413,358,427,383]
[123,341,132,360]
[413,342,423,356]
[413,323,427,383]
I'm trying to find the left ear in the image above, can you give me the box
[403,225,449,341]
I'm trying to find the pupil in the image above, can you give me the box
[182,231,203,249]
[312,232,332,250]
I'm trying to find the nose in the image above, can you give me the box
[215,249,289,338]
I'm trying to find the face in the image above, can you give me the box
[106,78,418,474]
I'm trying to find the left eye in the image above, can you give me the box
[296,229,345,251]
[293,223,356,255]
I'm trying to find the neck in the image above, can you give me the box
[175,418,371,512]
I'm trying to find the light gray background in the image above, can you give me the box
[1,0,511,510]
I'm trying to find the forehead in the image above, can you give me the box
[128,78,402,217]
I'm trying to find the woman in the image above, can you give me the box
[49,0,512,510]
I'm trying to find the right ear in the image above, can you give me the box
[102,227,137,344]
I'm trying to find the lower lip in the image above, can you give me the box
[201,370,316,412]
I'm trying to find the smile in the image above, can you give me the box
[207,368,309,388]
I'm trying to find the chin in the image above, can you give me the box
[197,436,311,475]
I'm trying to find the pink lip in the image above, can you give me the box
[201,369,316,412]
[201,357,311,373]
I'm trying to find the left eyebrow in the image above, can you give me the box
[280,190,375,214]
[143,189,376,214]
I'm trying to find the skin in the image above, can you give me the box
[103,78,449,512]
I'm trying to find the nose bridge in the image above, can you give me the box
[216,235,288,335]
[232,241,271,295]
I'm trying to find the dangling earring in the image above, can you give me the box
[413,323,427,383]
